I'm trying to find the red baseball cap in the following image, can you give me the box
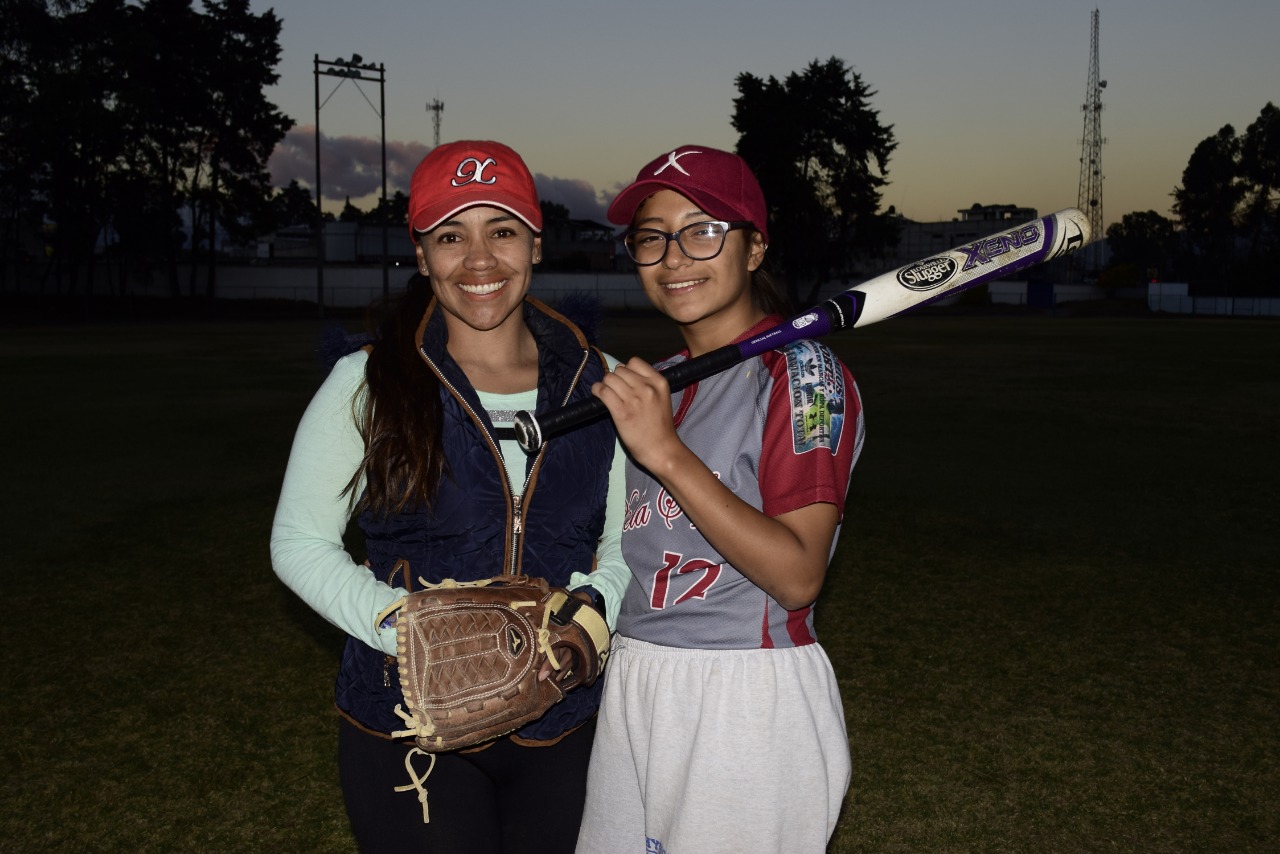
[407,140,542,240]
[606,145,769,243]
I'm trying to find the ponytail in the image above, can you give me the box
[344,275,447,517]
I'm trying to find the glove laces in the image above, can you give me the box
[392,746,437,824]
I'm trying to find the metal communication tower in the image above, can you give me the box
[427,99,444,148]
[1076,8,1106,274]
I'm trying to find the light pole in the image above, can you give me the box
[313,53,390,315]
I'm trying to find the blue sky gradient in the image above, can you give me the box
[256,1,1279,230]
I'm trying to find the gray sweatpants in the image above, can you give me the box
[576,636,851,854]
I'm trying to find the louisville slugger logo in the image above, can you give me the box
[897,257,957,291]
[959,224,1043,271]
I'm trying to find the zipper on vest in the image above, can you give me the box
[420,334,596,578]
[510,493,523,571]
[422,346,540,576]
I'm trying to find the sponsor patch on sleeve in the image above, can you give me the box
[783,340,846,454]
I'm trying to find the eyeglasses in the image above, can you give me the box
[622,220,753,266]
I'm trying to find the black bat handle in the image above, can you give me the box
[512,346,742,453]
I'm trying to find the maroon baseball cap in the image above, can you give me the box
[606,145,769,243]
[407,140,542,240]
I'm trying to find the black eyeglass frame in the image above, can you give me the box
[621,220,754,266]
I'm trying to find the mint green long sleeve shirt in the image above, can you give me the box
[269,349,632,656]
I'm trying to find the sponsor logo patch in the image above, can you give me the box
[784,340,846,454]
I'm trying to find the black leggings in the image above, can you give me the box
[338,717,596,853]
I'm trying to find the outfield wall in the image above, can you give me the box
[1146,283,1280,318]
[170,266,865,310]
[160,268,1280,316]
[196,266,656,310]
[11,262,1277,317]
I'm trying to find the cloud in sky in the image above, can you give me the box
[270,127,613,223]
[533,175,610,224]
[268,126,430,204]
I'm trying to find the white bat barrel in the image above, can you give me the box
[850,208,1091,327]
[514,208,1092,452]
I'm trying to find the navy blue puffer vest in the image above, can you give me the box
[335,296,615,743]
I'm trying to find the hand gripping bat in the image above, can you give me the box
[513,207,1091,454]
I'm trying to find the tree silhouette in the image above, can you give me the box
[368,191,409,229]
[1170,104,1280,292]
[338,198,365,223]
[0,0,291,297]
[1238,102,1280,269]
[269,181,318,230]
[1173,125,1244,280]
[193,0,293,297]
[1105,211,1179,283]
[1,0,131,294]
[733,57,898,306]
[540,200,571,226]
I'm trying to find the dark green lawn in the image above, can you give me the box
[1,310,1276,852]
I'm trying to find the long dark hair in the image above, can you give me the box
[750,252,793,318]
[343,274,447,517]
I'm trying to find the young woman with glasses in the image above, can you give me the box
[575,145,864,854]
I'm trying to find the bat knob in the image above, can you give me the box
[513,410,543,454]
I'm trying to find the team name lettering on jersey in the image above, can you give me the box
[656,488,683,529]
[628,477,721,533]
[623,488,652,533]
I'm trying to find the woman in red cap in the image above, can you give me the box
[271,140,630,852]
[575,146,863,853]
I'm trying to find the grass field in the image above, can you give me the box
[1,308,1276,852]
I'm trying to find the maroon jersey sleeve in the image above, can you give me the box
[758,341,862,520]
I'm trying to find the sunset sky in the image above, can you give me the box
[254,0,1279,232]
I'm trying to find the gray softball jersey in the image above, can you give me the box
[618,330,863,650]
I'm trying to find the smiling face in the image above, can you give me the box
[415,205,542,338]
[632,189,767,349]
